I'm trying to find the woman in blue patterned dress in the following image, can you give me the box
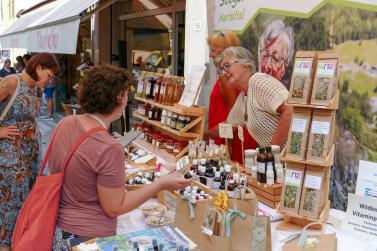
[0,53,59,250]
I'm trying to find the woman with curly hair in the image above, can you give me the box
[49,65,190,250]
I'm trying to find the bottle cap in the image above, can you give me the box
[161,109,167,115]
[144,172,150,178]
[155,172,161,177]
[200,159,207,165]
[225,164,232,172]
[220,167,225,173]
[137,171,143,177]
[185,186,191,192]
[200,166,206,173]
[192,159,198,165]
[215,171,221,178]
[229,179,235,184]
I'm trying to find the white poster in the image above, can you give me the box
[179,65,206,106]
[356,160,377,198]
[341,193,377,241]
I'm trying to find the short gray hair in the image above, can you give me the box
[217,46,257,73]
[258,20,295,65]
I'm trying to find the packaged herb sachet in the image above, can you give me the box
[286,108,312,160]
[310,52,339,106]
[306,110,334,162]
[280,163,305,214]
[288,51,316,104]
[299,166,325,219]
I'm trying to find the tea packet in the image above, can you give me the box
[306,110,334,162]
[280,163,305,214]
[285,108,312,160]
[311,52,339,106]
[299,166,325,218]
[288,51,316,104]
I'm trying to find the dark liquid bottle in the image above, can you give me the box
[197,166,207,185]
[257,147,267,183]
[266,146,276,183]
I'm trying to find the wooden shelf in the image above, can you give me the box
[133,138,185,164]
[281,144,335,167]
[246,175,282,209]
[287,89,339,110]
[133,112,202,138]
[277,200,330,230]
[135,96,205,116]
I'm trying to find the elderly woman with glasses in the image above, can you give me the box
[205,31,257,162]
[206,46,293,147]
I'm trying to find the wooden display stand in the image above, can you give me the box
[134,96,205,164]
[278,89,339,230]
[247,176,282,208]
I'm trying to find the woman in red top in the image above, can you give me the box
[206,31,257,163]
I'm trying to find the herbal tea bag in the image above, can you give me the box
[311,52,339,106]
[288,51,316,104]
[306,110,334,162]
[280,163,305,214]
[286,108,312,160]
[299,166,325,218]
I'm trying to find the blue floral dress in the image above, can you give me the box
[0,75,41,246]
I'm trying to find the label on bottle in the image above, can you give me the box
[160,86,165,95]
[257,162,265,173]
[213,181,221,191]
[227,190,235,198]
[137,82,144,94]
[305,175,322,190]
[146,82,151,95]
[311,121,330,135]
[292,118,307,133]
[154,84,160,95]
[285,170,303,186]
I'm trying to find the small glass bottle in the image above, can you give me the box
[148,105,155,120]
[154,75,163,102]
[166,111,173,127]
[144,103,151,118]
[170,114,178,129]
[176,116,184,131]
[227,179,236,198]
[136,71,146,98]
[213,171,222,192]
[160,109,167,125]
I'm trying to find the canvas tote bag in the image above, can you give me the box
[12,120,107,251]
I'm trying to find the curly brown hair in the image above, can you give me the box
[78,64,130,114]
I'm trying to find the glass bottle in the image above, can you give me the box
[244,149,257,175]
[266,163,274,185]
[257,147,267,183]
[205,166,215,189]
[166,111,173,127]
[159,76,167,104]
[170,114,178,129]
[154,75,163,103]
[213,171,222,192]
[136,71,146,98]
[146,75,156,99]
[266,146,276,183]
[160,109,167,125]
[227,179,236,198]
[271,145,284,183]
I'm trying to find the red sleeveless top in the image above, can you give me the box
[208,79,257,163]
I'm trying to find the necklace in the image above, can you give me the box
[243,94,248,122]
[86,113,107,129]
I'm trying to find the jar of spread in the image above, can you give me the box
[166,139,175,153]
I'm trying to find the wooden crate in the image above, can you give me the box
[247,176,282,209]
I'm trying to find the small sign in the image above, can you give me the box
[341,193,377,241]
[194,20,202,31]
[356,160,377,198]
[178,65,206,106]
[219,123,233,139]
[238,125,244,141]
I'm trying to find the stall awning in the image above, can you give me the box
[0,0,99,54]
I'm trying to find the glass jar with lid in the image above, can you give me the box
[245,149,257,177]
[170,114,178,129]
[165,139,176,153]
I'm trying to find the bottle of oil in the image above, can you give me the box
[257,147,267,183]
[227,179,236,197]
[265,146,276,183]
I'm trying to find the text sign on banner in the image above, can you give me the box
[238,125,244,141]
[341,193,377,241]
[219,123,233,139]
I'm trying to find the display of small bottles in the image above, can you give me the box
[136,71,185,106]
[126,171,160,185]
[251,145,284,185]
[178,185,213,201]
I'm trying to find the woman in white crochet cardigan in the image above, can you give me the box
[206,46,293,147]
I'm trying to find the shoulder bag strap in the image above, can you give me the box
[0,75,20,123]
[60,127,107,174]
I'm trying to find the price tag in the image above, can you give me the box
[238,125,244,142]
[219,123,233,139]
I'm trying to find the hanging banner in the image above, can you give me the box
[27,19,80,54]
[214,0,377,34]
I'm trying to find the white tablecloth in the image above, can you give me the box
[116,199,377,251]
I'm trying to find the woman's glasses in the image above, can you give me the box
[217,60,238,75]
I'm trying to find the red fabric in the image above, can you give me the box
[11,119,107,251]
[208,79,257,164]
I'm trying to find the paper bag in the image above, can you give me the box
[173,198,230,250]
[228,187,271,251]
